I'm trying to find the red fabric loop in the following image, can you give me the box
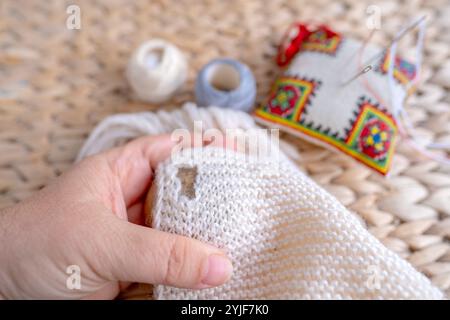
[276,23,338,67]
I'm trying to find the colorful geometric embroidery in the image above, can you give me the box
[345,101,397,170]
[378,52,416,85]
[254,97,397,175]
[301,29,341,54]
[359,119,391,160]
[265,77,318,121]
[255,23,405,175]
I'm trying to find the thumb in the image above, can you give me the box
[104,219,233,289]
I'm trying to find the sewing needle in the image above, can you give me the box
[340,15,426,87]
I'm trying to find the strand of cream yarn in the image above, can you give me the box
[76,103,301,161]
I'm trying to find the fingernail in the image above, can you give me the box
[201,254,233,287]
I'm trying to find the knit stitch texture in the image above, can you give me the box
[151,146,443,299]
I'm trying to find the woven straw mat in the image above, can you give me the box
[1,0,450,299]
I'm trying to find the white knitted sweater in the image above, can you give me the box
[78,103,443,299]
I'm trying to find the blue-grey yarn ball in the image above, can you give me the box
[195,58,256,112]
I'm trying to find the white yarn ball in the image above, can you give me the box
[126,39,188,103]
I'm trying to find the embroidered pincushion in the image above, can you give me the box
[254,23,419,175]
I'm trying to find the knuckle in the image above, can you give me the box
[164,237,190,285]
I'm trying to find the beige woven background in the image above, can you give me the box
[1,0,449,299]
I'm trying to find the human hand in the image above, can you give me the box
[0,135,233,299]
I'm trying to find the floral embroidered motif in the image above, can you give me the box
[265,77,317,121]
[345,100,397,172]
[267,85,299,118]
[358,118,392,160]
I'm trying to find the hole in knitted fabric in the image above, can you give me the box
[176,166,198,199]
